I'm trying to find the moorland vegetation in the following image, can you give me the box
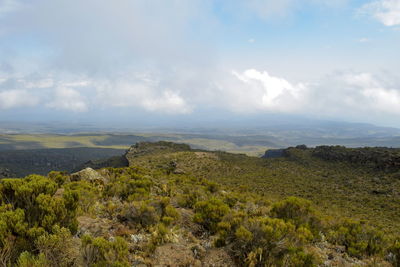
[1,142,400,266]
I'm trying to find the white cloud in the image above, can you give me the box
[142,91,192,114]
[361,0,400,26]
[1,67,400,125]
[219,69,307,113]
[212,69,400,122]
[47,86,88,112]
[0,89,38,109]
[23,78,54,89]
[341,72,400,114]
[94,77,192,114]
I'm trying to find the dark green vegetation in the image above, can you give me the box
[0,148,125,177]
[1,141,400,266]
[312,146,400,172]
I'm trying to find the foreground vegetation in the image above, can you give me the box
[1,142,400,266]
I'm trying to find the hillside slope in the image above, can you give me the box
[124,142,400,234]
[1,142,399,266]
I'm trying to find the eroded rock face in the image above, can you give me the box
[71,167,107,183]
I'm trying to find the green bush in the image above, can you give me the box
[162,205,180,225]
[177,189,202,208]
[47,171,70,186]
[0,175,78,233]
[0,175,58,213]
[193,198,230,233]
[270,197,321,237]
[35,226,79,266]
[388,240,400,266]
[327,219,386,258]
[104,173,152,200]
[81,235,129,267]
[16,252,49,267]
[147,223,171,252]
[118,201,160,228]
[64,180,99,214]
[0,175,79,265]
[230,217,317,266]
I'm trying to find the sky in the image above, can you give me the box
[0,0,399,128]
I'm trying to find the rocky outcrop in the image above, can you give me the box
[71,167,107,183]
[262,145,400,173]
[261,149,286,158]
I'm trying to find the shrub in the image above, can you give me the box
[193,198,230,233]
[0,176,78,233]
[16,252,49,267]
[81,235,129,267]
[205,181,219,193]
[0,175,58,213]
[162,205,180,225]
[47,171,69,186]
[270,197,321,236]
[387,239,400,266]
[0,175,79,265]
[64,181,99,214]
[35,226,79,266]
[0,205,27,245]
[147,223,171,252]
[230,217,317,266]
[327,219,386,258]
[118,201,160,228]
[177,189,202,208]
[0,235,16,267]
[104,174,152,200]
[165,205,179,218]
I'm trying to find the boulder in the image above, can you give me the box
[71,167,107,183]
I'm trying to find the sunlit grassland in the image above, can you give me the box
[0,134,128,149]
[0,134,272,155]
[10,134,107,148]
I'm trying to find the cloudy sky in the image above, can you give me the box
[0,0,399,127]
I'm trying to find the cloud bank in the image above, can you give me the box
[0,89,38,109]
[361,0,400,26]
[0,0,399,126]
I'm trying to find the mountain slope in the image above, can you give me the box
[1,142,399,266]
